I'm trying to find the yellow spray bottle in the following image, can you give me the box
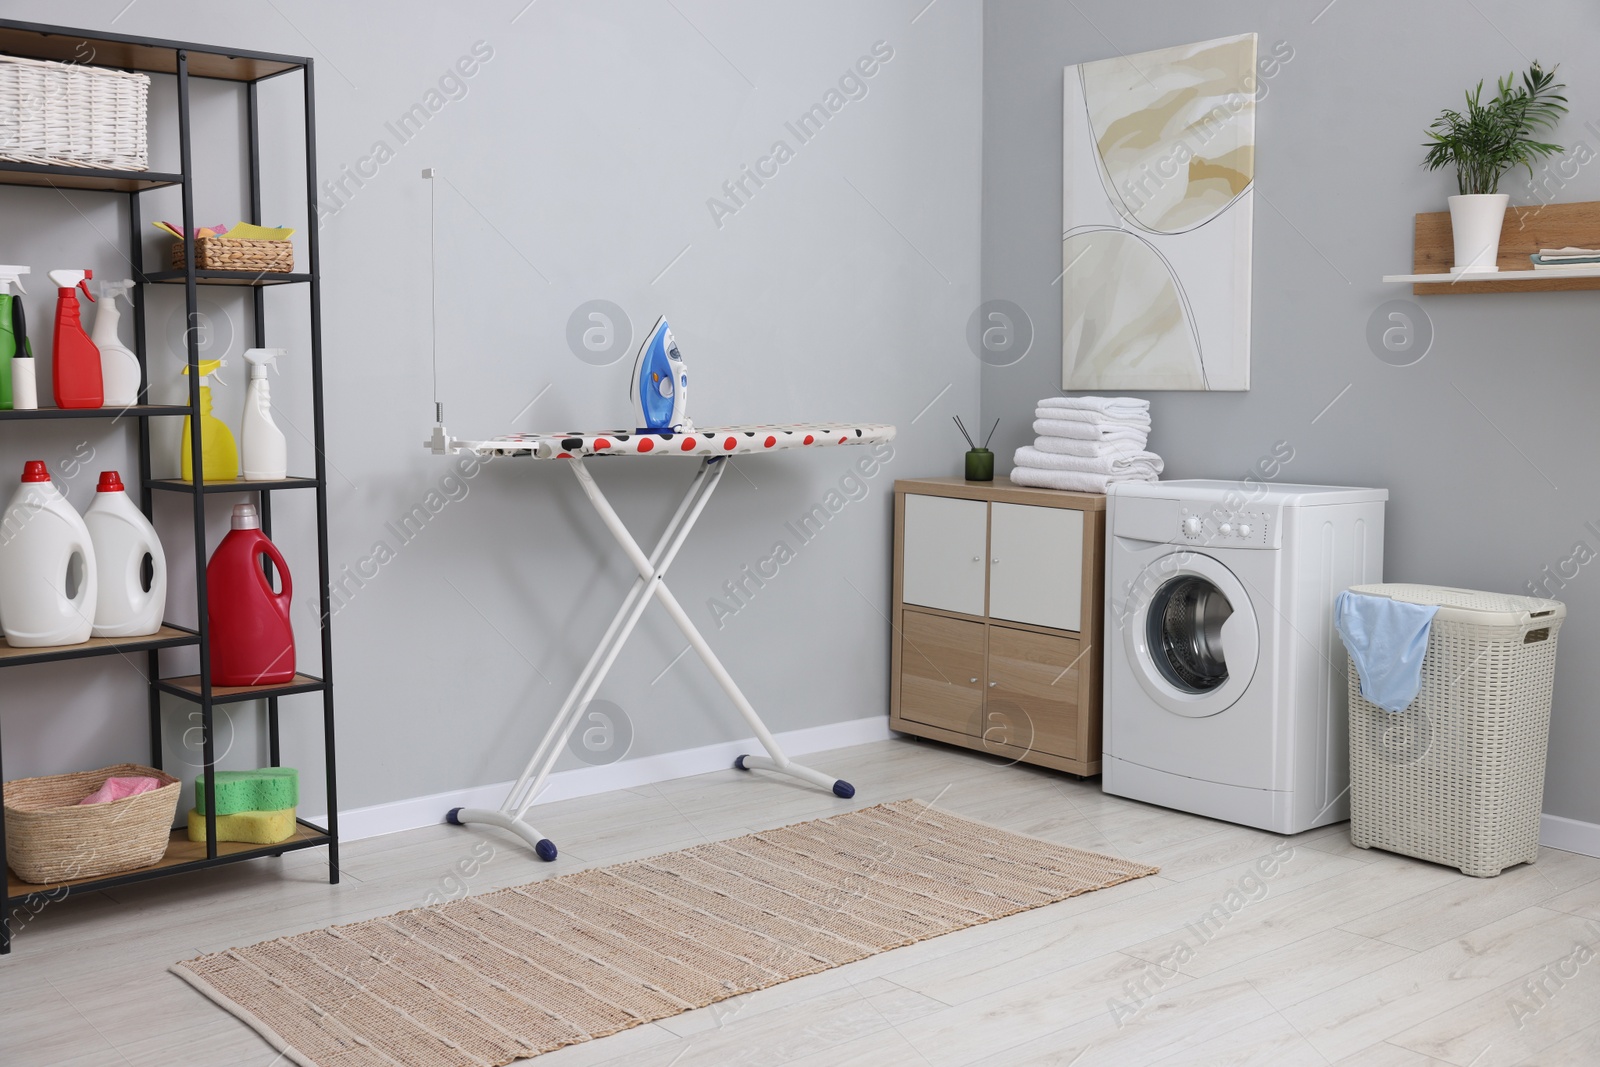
[180,358,238,482]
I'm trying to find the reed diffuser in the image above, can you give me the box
[955,416,999,482]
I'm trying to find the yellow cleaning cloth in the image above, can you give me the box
[224,223,295,241]
[187,807,297,844]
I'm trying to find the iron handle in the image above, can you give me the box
[988,681,997,688]
[969,677,979,684]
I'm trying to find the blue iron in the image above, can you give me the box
[631,316,691,435]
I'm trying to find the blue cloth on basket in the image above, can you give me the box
[1334,590,1439,713]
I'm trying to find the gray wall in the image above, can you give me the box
[981,0,1600,824]
[0,0,983,817]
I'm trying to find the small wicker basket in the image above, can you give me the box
[0,55,149,170]
[171,237,294,273]
[4,763,180,884]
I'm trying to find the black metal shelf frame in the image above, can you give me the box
[0,19,339,954]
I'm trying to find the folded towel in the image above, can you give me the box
[1014,445,1163,477]
[79,776,163,805]
[1032,407,1152,428]
[1030,436,1146,458]
[1333,590,1439,713]
[1034,418,1151,444]
[1010,465,1157,493]
[1037,395,1150,418]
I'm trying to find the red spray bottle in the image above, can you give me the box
[49,269,102,409]
[206,502,295,685]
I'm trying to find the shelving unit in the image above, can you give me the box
[0,19,338,954]
[1385,200,1600,294]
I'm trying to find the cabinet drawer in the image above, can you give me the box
[899,610,985,736]
[902,494,987,617]
[987,625,1082,760]
[989,503,1083,631]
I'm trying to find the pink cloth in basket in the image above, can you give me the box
[78,776,163,805]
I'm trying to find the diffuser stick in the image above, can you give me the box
[953,416,975,449]
[982,418,1000,449]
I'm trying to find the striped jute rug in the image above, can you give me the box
[173,799,1157,1066]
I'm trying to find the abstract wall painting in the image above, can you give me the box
[1063,33,1256,391]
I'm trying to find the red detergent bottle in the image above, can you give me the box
[206,502,295,685]
[48,268,103,409]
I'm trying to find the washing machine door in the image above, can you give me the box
[1123,551,1259,717]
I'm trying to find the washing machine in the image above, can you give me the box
[1103,479,1386,834]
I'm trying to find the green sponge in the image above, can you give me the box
[194,768,298,816]
[187,807,297,844]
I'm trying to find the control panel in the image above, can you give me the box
[1179,506,1270,546]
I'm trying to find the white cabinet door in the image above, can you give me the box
[989,503,1083,631]
[902,495,987,617]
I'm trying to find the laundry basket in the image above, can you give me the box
[1346,584,1564,877]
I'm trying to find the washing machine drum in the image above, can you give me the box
[1148,576,1235,692]
[1126,554,1259,717]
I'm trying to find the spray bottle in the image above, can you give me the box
[180,358,238,482]
[241,348,287,481]
[48,269,102,409]
[0,266,31,410]
[92,279,140,408]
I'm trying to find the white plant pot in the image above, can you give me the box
[1448,193,1510,273]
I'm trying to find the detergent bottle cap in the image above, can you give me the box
[0,265,28,295]
[100,279,135,306]
[96,471,124,492]
[47,268,95,301]
[21,460,49,483]
[230,502,260,530]
[181,358,226,384]
[243,347,283,380]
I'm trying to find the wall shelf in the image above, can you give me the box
[1388,200,1600,294]
[0,17,339,953]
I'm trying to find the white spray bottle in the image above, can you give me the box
[241,347,287,480]
[92,279,139,407]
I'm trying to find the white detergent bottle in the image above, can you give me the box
[92,279,140,407]
[84,470,165,637]
[241,347,287,481]
[0,460,97,646]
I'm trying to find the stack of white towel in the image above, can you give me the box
[1010,396,1163,493]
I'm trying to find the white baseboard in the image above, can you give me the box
[313,715,894,842]
[1541,813,1600,859]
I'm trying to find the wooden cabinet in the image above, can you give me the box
[890,477,1105,776]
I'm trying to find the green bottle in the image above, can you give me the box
[0,266,31,411]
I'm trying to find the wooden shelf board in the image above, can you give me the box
[148,476,319,494]
[6,824,328,898]
[0,404,190,421]
[1392,201,1600,294]
[140,270,312,286]
[158,672,324,703]
[0,624,197,667]
[0,21,304,81]
[0,161,182,192]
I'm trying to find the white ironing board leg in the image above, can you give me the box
[569,458,857,802]
[449,457,732,859]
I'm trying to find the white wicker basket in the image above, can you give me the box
[1346,584,1564,877]
[0,55,149,171]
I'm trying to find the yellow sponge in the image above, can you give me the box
[186,807,297,844]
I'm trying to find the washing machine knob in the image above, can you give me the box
[1238,523,1253,538]
[1183,516,1202,536]
[1219,523,1233,536]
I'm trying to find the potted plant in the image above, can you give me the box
[1422,62,1567,273]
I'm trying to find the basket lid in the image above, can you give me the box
[1347,583,1565,626]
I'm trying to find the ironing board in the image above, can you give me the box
[430,421,897,859]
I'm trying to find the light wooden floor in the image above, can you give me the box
[5,736,1600,1066]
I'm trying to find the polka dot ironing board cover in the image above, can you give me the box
[459,423,897,459]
